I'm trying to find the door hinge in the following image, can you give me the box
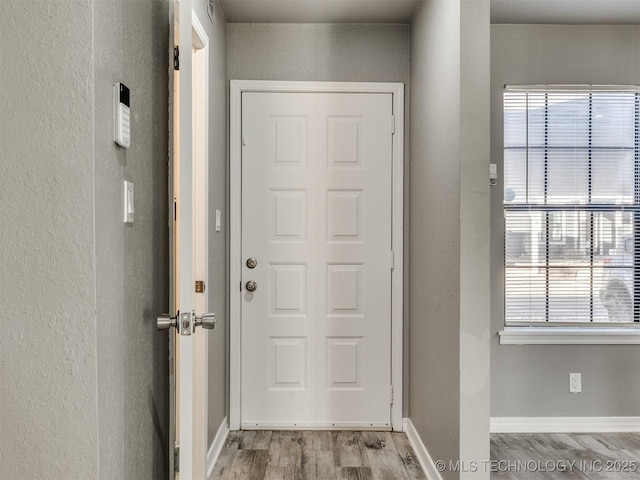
[390,250,395,270]
[195,280,205,293]
[240,281,242,292]
[174,46,180,70]
[174,444,180,472]
[390,385,394,405]
[391,115,396,135]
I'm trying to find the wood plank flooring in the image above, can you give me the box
[211,431,640,480]
[210,431,426,480]
[491,433,640,480]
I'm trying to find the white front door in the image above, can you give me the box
[240,91,394,429]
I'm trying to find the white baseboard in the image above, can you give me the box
[403,418,443,480]
[206,416,230,478]
[491,417,640,433]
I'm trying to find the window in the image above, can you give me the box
[503,86,639,326]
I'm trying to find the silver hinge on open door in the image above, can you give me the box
[174,444,179,473]
[174,46,180,70]
[390,385,394,405]
[390,115,396,135]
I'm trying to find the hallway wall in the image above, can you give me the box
[0,1,99,478]
[0,1,171,478]
[410,0,491,476]
[93,0,170,478]
[410,2,462,474]
[188,0,229,447]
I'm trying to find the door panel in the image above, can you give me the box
[241,92,393,428]
[168,3,209,478]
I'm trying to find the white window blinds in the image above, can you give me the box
[503,86,639,325]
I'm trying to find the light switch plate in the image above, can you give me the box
[124,181,134,224]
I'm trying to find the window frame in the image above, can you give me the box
[499,85,640,344]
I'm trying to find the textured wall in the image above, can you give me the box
[94,0,170,478]
[0,0,170,478]
[410,3,491,474]
[409,1,462,476]
[0,1,99,478]
[227,21,411,413]
[490,25,640,417]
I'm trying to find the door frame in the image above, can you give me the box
[229,80,404,432]
[191,10,210,478]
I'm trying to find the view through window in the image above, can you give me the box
[503,87,639,325]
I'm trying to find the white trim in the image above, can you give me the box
[229,80,405,432]
[242,421,391,431]
[190,10,210,479]
[499,327,640,345]
[490,417,640,433]
[228,81,242,431]
[403,418,444,480]
[232,79,407,95]
[206,417,230,478]
[390,84,404,432]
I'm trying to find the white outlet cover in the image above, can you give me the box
[569,373,581,393]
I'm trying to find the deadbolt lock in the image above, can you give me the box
[246,257,257,269]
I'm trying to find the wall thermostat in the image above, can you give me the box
[114,83,130,148]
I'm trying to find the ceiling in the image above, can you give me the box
[218,0,640,24]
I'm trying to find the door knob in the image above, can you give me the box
[245,280,257,292]
[157,312,215,332]
[195,312,216,330]
[156,313,177,330]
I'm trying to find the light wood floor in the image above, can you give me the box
[210,430,425,480]
[210,431,640,480]
[492,433,640,480]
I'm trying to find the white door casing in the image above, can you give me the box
[230,81,404,431]
[169,3,210,479]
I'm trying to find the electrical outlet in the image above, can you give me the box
[569,373,581,393]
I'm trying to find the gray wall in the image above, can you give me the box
[409,1,461,474]
[459,0,491,468]
[94,0,170,478]
[410,1,491,476]
[188,0,229,446]
[490,25,640,417]
[227,23,410,85]
[0,1,99,478]
[227,21,411,412]
[1,0,171,478]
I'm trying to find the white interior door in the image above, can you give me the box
[240,91,394,429]
[168,2,210,478]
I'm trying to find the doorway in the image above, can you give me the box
[229,81,404,432]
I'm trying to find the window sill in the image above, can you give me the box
[498,327,640,345]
